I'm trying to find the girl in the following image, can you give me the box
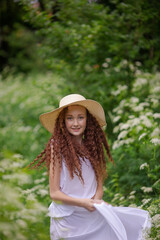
[29,94,150,240]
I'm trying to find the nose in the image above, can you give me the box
[73,118,78,126]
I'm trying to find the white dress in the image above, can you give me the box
[48,158,151,240]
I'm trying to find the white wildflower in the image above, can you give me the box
[124,138,134,144]
[105,58,111,62]
[140,116,152,128]
[17,126,32,132]
[27,193,36,201]
[153,113,160,119]
[135,61,142,67]
[140,163,149,170]
[13,154,23,159]
[139,102,150,107]
[112,193,120,201]
[130,191,136,195]
[118,130,128,140]
[16,219,27,228]
[135,69,142,76]
[150,98,159,106]
[102,62,109,68]
[111,85,127,96]
[112,141,121,150]
[117,109,123,114]
[120,123,130,130]
[129,203,138,208]
[2,173,31,185]
[142,198,152,205]
[135,78,147,87]
[124,102,130,107]
[128,115,134,119]
[133,105,144,112]
[37,189,48,197]
[145,112,153,116]
[136,126,143,132]
[131,118,140,126]
[33,124,41,133]
[121,59,128,65]
[129,195,135,200]
[0,167,5,173]
[113,106,118,113]
[129,63,135,71]
[119,85,127,91]
[115,193,120,197]
[114,67,120,72]
[113,116,121,123]
[152,86,160,93]
[119,99,126,107]
[153,179,160,187]
[113,126,119,133]
[111,90,120,96]
[152,214,160,227]
[139,133,147,141]
[141,187,153,193]
[112,138,134,149]
[12,162,25,168]
[34,178,46,184]
[151,127,160,137]
[130,97,139,103]
[150,138,160,146]
[112,140,127,149]
[119,196,125,201]
[22,188,33,195]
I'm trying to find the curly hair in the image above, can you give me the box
[28,107,114,184]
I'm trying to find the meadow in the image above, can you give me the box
[0,67,160,239]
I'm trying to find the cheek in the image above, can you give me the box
[65,119,71,129]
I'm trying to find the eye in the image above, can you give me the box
[79,116,84,119]
[67,117,73,120]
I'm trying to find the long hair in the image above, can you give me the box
[28,108,114,184]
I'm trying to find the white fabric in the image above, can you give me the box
[49,158,151,240]
[60,158,97,199]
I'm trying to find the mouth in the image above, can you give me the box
[71,128,80,132]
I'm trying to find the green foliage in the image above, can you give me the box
[0,151,49,240]
[103,70,160,239]
[0,72,62,161]
[7,23,44,73]
[19,0,160,70]
[0,68,160,239]
[108,71,160,198]
[17,0,160,135]
[0,0,44,72]
[1,0,160,237]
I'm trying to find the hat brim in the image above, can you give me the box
[39,99,106,133]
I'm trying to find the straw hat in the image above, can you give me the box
[39,94,106,133]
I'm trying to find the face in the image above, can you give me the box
[65,105,87,139]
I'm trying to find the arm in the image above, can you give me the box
[49,156,102,212]
[92,177,103,200]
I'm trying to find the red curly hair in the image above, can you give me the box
[28,107,114,184]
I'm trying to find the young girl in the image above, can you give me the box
[29,94,150,240]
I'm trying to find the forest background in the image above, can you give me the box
[0,0,160,239]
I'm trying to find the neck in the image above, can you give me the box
[71,135,83,146]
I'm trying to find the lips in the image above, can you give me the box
[71,128,80,131]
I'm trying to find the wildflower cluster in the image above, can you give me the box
[0,152,49,240]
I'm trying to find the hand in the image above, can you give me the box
[92,196,109,206]
[80,199,103,212]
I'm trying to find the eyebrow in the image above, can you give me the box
[66,114,85,116]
